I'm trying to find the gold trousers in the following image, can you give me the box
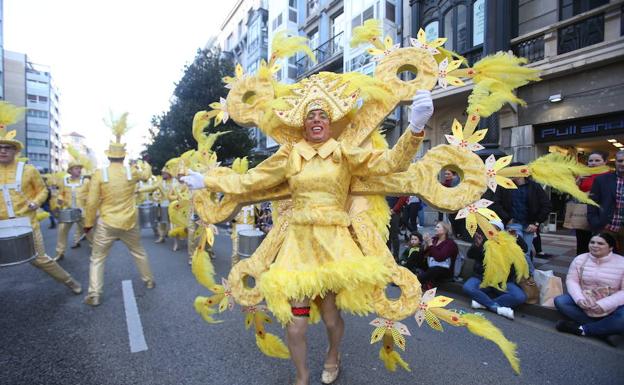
[55,218,92,256]
[87,222,154,295]
[187,214,197,258]
[31,221,74,284]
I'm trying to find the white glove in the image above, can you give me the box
[408,90,434,134]
[180,170,206,190]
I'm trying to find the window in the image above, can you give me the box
[289,8,297,23]
[424,21,439,40]
[443,4,469,52]
[272,13,282,30]
[331,11,345,49]
[27,109,48,118]
[473,0,485,46]
[275,68,282,80]
[386,1,396,23]
[288,66,297,79]
[27,138,48,147]
[28,94,37,102]
[226,33,234,50]
[289,0,297,7]
[351,4,375,29]
[29,124,49,133]
[307,0,320,17]
[308,28,319,50]
[559,0,608,21]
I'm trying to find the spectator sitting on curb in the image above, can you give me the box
[462,220,528,320]
[588,150,624,253]
[417,221,458,290]
[397,232,425,274]
[554,232,624,346]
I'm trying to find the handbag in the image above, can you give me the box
[563,202,590,230]
[519,277,539,304]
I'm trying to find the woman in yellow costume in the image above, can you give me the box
[182,23,604,385]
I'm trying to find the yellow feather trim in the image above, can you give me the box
[528,153,605,205]
[483,231,529,291]
[379,346,411,372]
[366,196,391,241]
[256,332,290,359]
[36,210,50,222]
[168,226,187,239]
[472,52,540,89]
[0,101,26,126]
[191,249,216,290]
[259,256,391,325]
[232,157,249,174]
[462,313,520,374]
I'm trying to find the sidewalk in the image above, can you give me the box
[406,225,579,322]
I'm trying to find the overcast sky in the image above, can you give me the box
[4,0,231,164]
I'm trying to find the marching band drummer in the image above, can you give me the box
[54,148,91,260]
[0,102,82,294]
[83,113,155,306]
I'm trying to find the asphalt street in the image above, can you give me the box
[1,224,623,385]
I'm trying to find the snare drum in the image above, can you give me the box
[0,217,36,267]
[238,229,266,258]
[138,203,158,229]
[58,208,82,223]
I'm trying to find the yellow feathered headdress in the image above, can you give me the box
[0,101,26,151]
[103,111,130,159]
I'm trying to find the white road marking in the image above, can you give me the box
[122,280,148,353]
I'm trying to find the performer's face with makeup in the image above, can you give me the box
[304,109,331,143]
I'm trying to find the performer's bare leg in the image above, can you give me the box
[287,299,310,385]
[320,292,343,372]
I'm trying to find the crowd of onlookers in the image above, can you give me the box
[390,150,624,347]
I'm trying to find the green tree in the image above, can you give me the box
[145,48,255,172]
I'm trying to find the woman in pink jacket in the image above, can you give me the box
[554,233,624,343]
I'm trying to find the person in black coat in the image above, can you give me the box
[488,162,552,274]
[588,151,624,252]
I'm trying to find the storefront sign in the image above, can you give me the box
[534,112,624,143]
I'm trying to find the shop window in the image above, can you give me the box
[444,4,468,52]
[559,0,608,21]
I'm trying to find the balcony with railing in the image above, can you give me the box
[511,1,622,64]
[296,31,344,78]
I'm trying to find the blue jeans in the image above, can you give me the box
[507,223,535,274]
[554,294,624,336]
[462,277,527,311]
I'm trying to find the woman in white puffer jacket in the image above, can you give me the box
[554,232,624,343]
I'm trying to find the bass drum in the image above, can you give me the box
[238,229,266,258]
[0,217,36,267]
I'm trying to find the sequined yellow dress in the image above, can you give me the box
[204,132,422,323]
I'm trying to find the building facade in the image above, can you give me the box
[214,0,271,156]
[407,0,624,163]
[3,51,62,173]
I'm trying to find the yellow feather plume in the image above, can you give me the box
[270,30,316,65]
[466,53,540,117]
[36,210,50,222]
[472,52,541,90]
[483,231,529,291]
[194,296,223,324]
[256,333,290,359]
[191,249,216,290]
[232,157,249,174]
[528,153,607,205]
[462,313,520,374]
[350,19,384,50]
[0,101,26,127]
[379,347,411,372]
[103,111,130,142]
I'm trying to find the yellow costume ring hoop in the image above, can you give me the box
[374,47,438,101]
[372,266,423,320]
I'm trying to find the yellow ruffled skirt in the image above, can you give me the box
[259,224,391,324]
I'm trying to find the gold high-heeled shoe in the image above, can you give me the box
[321,354,341,384]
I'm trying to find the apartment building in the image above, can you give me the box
[215,0,271,156]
